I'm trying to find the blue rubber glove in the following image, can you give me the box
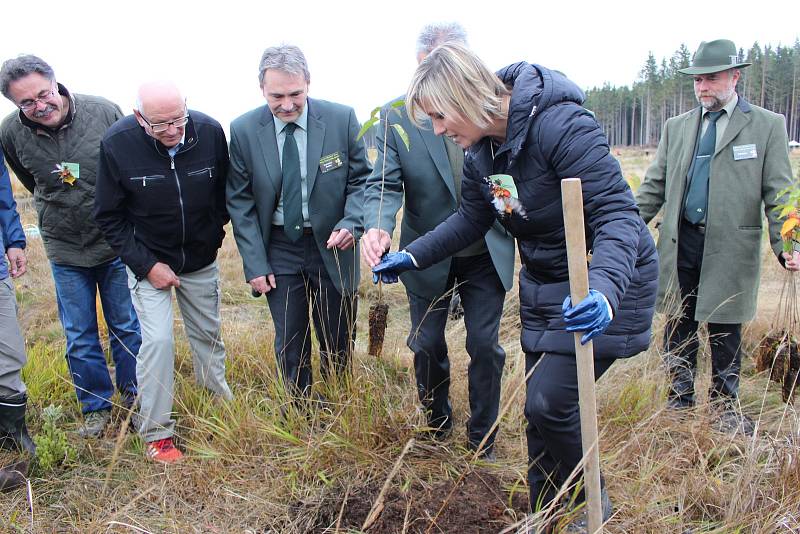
[372,251,417,284]
[562,289,613,345]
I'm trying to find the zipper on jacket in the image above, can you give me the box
[171,156,187,273]
[187,166,214,178]
[129,175,165,187]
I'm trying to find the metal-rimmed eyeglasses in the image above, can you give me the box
[17,88,57,111]
[139,110,190,133]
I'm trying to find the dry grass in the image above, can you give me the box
[1,151,800,533]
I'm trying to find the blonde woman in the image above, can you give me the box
[373,43,658,527]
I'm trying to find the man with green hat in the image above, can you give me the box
[637,39,799,435]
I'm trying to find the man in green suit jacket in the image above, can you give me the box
[361,24,515,457]
[227,45,370,398]
[636,39,799,434]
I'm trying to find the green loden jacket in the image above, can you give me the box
[636,96,793,323]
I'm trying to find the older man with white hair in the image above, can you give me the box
[94,81,232,462]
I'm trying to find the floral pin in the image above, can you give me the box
[52,162,78,186]
[485,174,527,218]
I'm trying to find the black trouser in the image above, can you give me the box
[664,222,741,407]
[266,228,356,396]
[524,351,615,510]
[406,252,506,450]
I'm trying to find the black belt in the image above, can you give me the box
[682,220,706,235]
[272,224,313,235]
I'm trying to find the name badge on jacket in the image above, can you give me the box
[732,144,757,161]
[319,152,343,173]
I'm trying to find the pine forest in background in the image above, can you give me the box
[584,40,800,146]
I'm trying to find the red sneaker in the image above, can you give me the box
[146,438,183,463]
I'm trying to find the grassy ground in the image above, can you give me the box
[1,150,799,533]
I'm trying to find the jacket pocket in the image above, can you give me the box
[187,166,215,178]
[126,174,175,215]
[128,175,166,187]
[183,166,217,212]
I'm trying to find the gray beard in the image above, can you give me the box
[697,88,735,111]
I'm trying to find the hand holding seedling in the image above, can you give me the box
[361,228,391,267]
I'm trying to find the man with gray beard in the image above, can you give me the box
[637,39,798,435]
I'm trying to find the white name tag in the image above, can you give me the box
[732,144,757,160]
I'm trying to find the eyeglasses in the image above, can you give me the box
[18,88,57,111]
[139,110,189,133]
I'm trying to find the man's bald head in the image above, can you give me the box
[134,81,187,148]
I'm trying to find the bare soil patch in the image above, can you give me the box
[300,469,528,533]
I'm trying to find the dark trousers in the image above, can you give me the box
[266,228,356,396]
[664,222,741,407]
[524,351,615,510]
[406,252,506,449]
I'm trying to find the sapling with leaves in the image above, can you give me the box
[357,100,409,357]
[755,184,800,401]
[776,183,800,255]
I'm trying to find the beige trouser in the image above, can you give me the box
[0,277,26,397]
[127,261,232,442]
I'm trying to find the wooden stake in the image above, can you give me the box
[560,178,603,533]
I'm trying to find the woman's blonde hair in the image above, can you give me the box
[406,42,509,130]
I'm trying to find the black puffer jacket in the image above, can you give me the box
[407,62,658,359]
[94,112,229,278]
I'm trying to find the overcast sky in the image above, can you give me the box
[1,0,798,128]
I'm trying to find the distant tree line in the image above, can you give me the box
[584,40,800,146]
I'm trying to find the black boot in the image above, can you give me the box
[0,459,29,492]
[0,393,36,454]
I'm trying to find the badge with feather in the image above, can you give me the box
[52,162,78,186]
[485,174,527,218]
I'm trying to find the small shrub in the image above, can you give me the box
[33,404,77,472]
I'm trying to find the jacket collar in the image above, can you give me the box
[305,98,326,195]
[679,94,752,176]
[491,63,585,167]
[735,94,752,114]
[714,94,751,156]
[417,117,457,200]
[253,99,326,195]
[146,113,199,158]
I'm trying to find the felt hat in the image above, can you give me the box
[678,39,751,75]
